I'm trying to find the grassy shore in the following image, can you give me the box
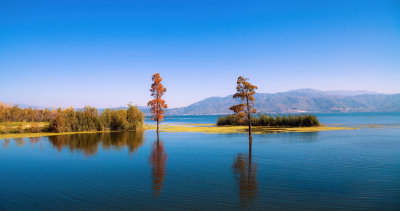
[146,124,359,134]
[0,123,359,139]
[0,122,49,134]
[0,128,151,139]
[0,122,149,139]
[0,131,114,139]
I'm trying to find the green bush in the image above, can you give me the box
[217,114,320,127]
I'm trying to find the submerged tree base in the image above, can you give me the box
[147,124,359,134]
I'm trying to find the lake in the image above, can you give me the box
[1,113,400,210]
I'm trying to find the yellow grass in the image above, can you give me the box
[359,125,400,128]
[0,123,359,139]
[146,124,359,134]
[0,122,148,139]
[0,122,49,129]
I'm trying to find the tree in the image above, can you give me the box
[230,76,258,141]
[126,104,145,130]
[147,73,168,133]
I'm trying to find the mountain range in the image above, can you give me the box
[14,89,400,115]
[158,89,400,115]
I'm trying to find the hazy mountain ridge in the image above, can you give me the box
[165,89,400,115]
[14,89,399,115]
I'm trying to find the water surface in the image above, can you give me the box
[1,113,400,210]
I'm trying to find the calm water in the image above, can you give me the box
[1,113,400,210]
[152,112,400,126]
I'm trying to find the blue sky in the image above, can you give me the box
[1,0,399,108]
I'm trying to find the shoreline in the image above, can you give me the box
[0,130,145,139]
[0,124,360,139]
[147,124,359,134]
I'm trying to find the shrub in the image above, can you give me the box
[1,103,145,133]
[217,114,320,127]
[29,122,42,133]
[49,106,144,133]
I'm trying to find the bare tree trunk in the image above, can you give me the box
[248,116,252,141]
[156,94,160,133]
[246,97,253,143]
[157,117,159,133]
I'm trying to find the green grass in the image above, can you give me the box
[217,114,320,127]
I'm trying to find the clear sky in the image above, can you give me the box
[1,0,399,108]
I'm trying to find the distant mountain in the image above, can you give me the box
[163,89,400,115]
[11,89,400,115]
[323,90,379,96]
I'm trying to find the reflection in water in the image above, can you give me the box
[29,137,41,144]
[14,138,25,147]
[233,138,258,208]
[29,137,43,149]
[149,135,168,197]
[2,139,10,148]
[48,132,144,157]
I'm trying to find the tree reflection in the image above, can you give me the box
[48,131,144,157]
[2,139,10,148]
[29,137,41,144]
[29,137,43,149]
[149,134,168,197]
[233,137,258,208]
[1,138,31,148]
[14,138,25,147]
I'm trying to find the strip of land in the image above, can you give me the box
[0,131,133,139]
[0,122,147,139]
[0,123,360,139]
[146,124,359,134]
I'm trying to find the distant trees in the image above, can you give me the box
[230,76,258,140]
[217,114,320,127]
[148,73,168,133]
[49,105,144,133]
[0,102,144,133]
[0,103,55,122]
[49,106,101,132]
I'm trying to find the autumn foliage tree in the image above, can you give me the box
[148,73,168,133]
[230,76,258,140]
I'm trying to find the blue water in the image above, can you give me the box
[148,112,400,126]
[1,113,400,210]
